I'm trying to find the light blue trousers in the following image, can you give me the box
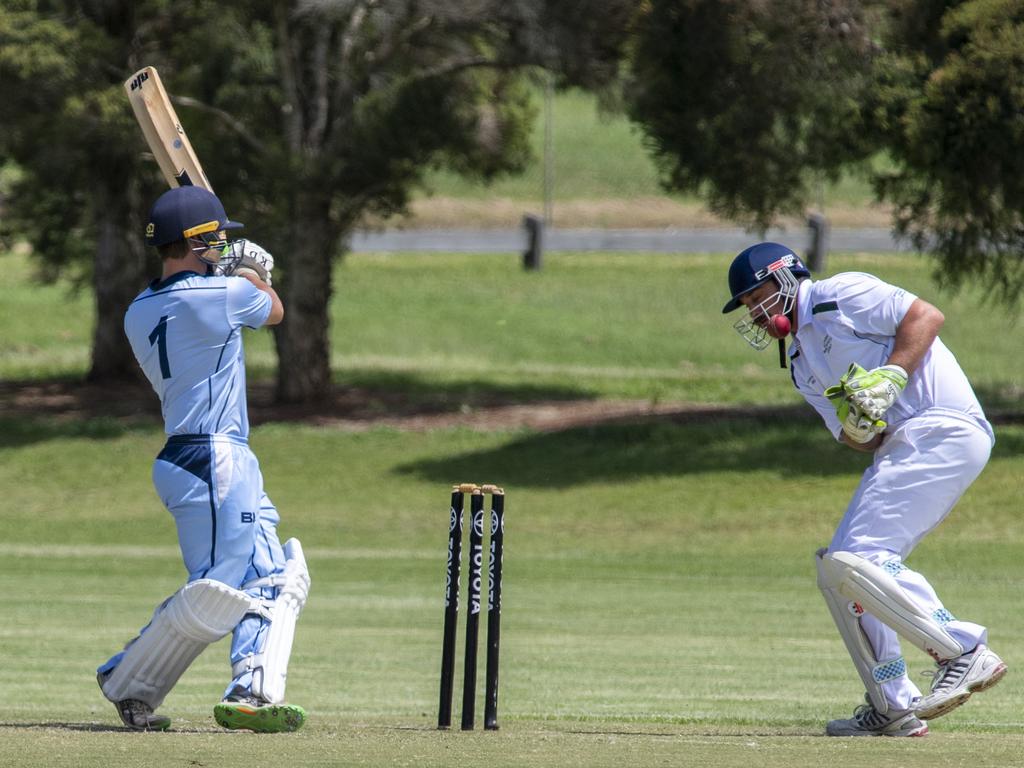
[98,433,286,702]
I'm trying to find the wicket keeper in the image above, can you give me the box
[723,242,1006,737]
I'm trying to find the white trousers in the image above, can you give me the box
[828,410,993,709]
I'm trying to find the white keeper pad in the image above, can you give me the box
[100,579,258,709]
[815,549,892,713]
[821,550,963,661]
[237,538,310,704]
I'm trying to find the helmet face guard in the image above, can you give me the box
[732,267,800,350]
[722,243,808,351]
[183,220,241,270]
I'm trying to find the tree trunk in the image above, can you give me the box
[87,182,150,383]
[273,198,337,403]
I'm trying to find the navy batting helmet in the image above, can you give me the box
[146,186,243,247]
[722,242,809,313]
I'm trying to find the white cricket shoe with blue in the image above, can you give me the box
[826,696,928,737]
[915,644,1007,720]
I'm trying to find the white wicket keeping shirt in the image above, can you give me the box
[788,272,993,444]
[792,272,994,712]
[124,271,271,438]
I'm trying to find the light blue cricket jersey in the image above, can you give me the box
[124,271,272,438]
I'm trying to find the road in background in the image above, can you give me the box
[349,226,909,253]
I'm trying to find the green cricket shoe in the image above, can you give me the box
[214,697,306,733]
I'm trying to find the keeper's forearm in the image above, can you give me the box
[888,299,943,375]
[841,432,883,452]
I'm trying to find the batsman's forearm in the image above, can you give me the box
[240,272,284,325]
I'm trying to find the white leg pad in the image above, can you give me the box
[816,549,899,713]
[101,579,260,709]
[236,538,310,704]
[821,550,963,661]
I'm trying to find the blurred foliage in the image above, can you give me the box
[627,0,877,230]
[868,0,1024,305]
[0,1,164,380]
[176,0,635,402]
[3,0,1023,396]
[0,1,634,396]
[627,0,1024,306]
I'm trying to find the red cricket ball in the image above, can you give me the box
[767,314,791,339]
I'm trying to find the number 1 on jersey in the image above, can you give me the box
[149,315,172,379]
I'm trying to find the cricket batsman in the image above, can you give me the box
[723,242,1006,737]
[96,186,309,732]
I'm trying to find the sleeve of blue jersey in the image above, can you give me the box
[225,276,273,329]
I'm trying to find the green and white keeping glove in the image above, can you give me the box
[824,364,887,444]
[835,398,885,444]
[844,363,907,422]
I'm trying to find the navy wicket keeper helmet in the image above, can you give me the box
[145,186,243,247]
[721,242,810,313]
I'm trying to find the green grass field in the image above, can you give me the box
[1,249,1022,767]
[5,249,1020,409]
[418,88,881,214]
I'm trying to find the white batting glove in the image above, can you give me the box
[845,364,908,421]
[223,239,275,285]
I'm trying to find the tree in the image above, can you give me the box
[0,1,163,382]
[627,0,1024,304]
[168,0,635,402]
[2,1,635,400]
[867,0,1024,304]
[627,0,876,231]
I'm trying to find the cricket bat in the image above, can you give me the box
[124,66,213,191]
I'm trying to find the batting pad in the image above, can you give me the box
[822,550,963,661]
[816,548,895,713]
[101,579,259,709]
[236,538,310,703]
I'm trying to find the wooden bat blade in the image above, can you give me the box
[124,66,213,192]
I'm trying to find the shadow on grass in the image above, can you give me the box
[0,722,130,733]
[0,377,161,449]
[246,369,595,425]
[0,416,158,450]
[0,372,593,447]
[397,412,1024,489]
[331,369,596,407]
[972,383,1024,414]
[4,374,1021,475]
[395,413,870,488]
[0,721,236,734]
[992,427,1024,459]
